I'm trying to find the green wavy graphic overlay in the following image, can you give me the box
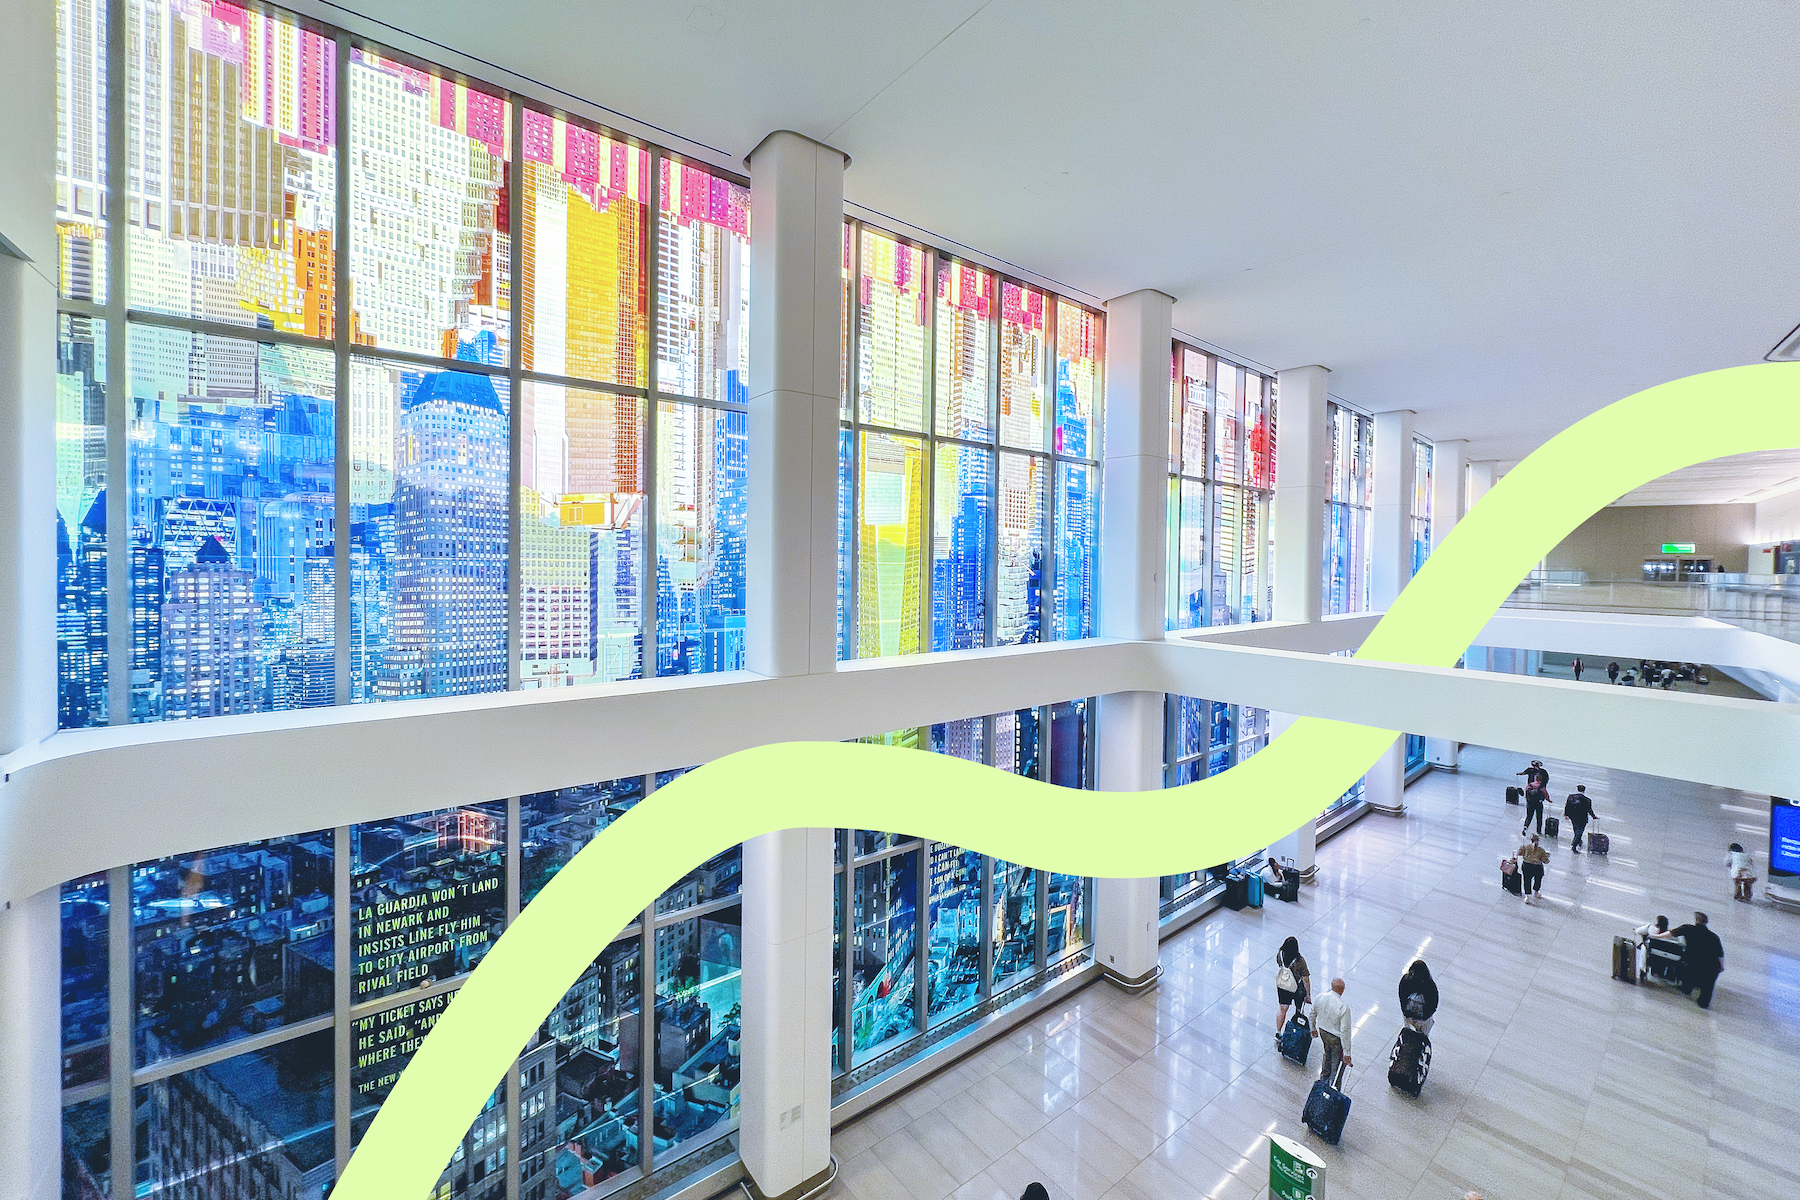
[336,362,1799,1198]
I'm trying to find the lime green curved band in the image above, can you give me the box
[335,362,1800,1198]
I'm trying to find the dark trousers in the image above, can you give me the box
[1681,967,1720,1009]
[1521,862,1544,895]
[1523,798,1544,834]
[1570,817,1588,849]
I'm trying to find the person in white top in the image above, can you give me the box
[1311,977,1354,1082]
[1728,842,1756,902]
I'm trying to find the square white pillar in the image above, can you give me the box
[1264,713,1318,877]
[739,829,836,1200]
[1425,439,1467,769]
[1370,409,1416,612]
[0,888,61,1200]
[739,130,848,1200]
[1090,289,1175,991]
[746,131,847,680]
[1271,366,1330,625]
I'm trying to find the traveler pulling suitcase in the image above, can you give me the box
[1388,1027,1431,1097]
[1611,935,1637,983]
[1505,785,1522,805]
[1587,832,1610,855]
[1543,816,1560,839]
[1302,1060,1351,1145]
[1280,1011,1312,1065]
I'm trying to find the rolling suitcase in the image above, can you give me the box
[1501,860,1522,896]
[1245,870,1265,908]
[1505,786,1522,805]
[1543,816,1560,839]
[1611,935,1636,983]
[1645,939,1683,984]
[1388,1027,1431,1097]
[1586,832,1610,855]
[1275,871,1300,903]
[1223,873,1249,911]
[1280,1012,1312,1066]
[1302,1061,1351,1145]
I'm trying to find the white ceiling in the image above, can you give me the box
[1610,450,1800,507]
[335,0,1800,464]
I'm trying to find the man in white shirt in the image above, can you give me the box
[1311,977,1354,1081]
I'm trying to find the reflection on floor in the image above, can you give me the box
[829,746,1800,1200]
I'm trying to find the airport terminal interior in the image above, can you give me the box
[0,4,1796,1200]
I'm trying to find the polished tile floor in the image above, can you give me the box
[830,747,1800,1200]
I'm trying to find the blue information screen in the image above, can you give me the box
[1772,798,1800,877]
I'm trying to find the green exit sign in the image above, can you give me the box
[1663,542,1696,554]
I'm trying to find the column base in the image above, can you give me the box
[742,1157,838,1200]
[1099,962,1162,993]
[1366,802,1407,817]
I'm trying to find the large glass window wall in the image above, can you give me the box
[1323,401,1374,616]
[53,0,749,729]
[1158,694,1271,918]
[1166,345,1276,629]
[831,700,1095,1078]
[60,768,741,1200]
[838,224,1102,658]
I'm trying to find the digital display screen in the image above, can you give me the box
[1772,798,1800,877]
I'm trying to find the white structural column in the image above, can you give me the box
[0,250,63,1200]
[1264,712,1318,878]
[1425,439,1467,768]
[1271,366,1330,625]
[1264,365,1330,876]
[1092,289,1173,991]
[1462,461,1499,674]
[738,131,847,1200]
[740,831,835,1200]
[746,130,847,680]
[1365,409,1416,814]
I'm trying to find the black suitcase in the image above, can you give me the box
[1505,786,1522,805]
[1302,1063,1350,1145]
[1587,832,1610,855]
[1501,862,1522,895]
[1611,935,1636,983]
[1646,940,1683,984]
[1543,816,1560,839]
[1273,869,1300,903]
[1388,1027,1431,1097]
[1223,873,1249,911]
[1279,1012,1312,1065]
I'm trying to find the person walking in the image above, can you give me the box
[1020,1185,1051,1200]
[1564,785,1597,852]
[1728,842,1757,902]
[1606,661,1619,684]
[1517,834,1550,902]
[1519,760,1549,835]
[1571,656,1584,681]
[1274,936,1311,1046]
[1665,912,1725,1009]
[1397,960,1439,1035]
[1311,977,1354,1081]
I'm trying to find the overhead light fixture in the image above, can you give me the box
[1768,321,1800,362]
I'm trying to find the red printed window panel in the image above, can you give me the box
[999,281,1046,451]
[658,159,750,402]
[348,51,511,363]
[520,111,650,387]
[124,0,338,334]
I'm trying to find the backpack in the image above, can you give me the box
[1277,962,1297,991]
[1403,991,1427,1020]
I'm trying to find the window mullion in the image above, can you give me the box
[332,32,353,707]
[505,98,525,693]
[643,148,662,681]
[102,0,127,729]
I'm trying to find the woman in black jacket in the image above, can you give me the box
[1398,959,1439,1035]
